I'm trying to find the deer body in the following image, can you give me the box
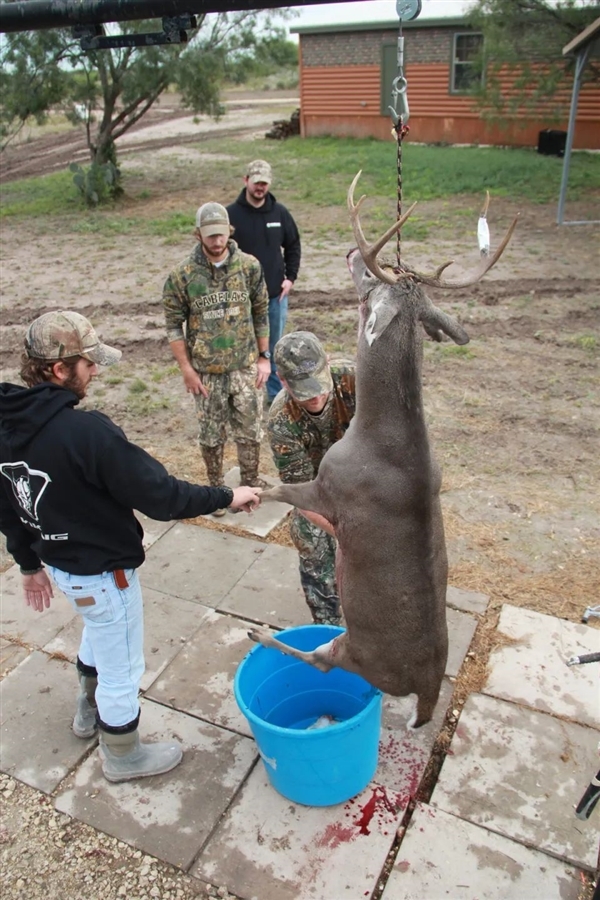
[249,174,517,728]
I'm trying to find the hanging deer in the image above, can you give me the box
[250,173,518,728]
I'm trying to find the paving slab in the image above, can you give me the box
[44,587,208,691]
[377,679,454,797]
[484,604,600,727]
[138,523,266,605]
[446,584,489,615]
[145,608,254,736]
[0,651,96,793]
[446,607,477,677]
[1,565,76,647]
[218,542,306,627]
[200,467,291,538]
[432,692,600,870]
[0,637,30,677]
[382,802,581,900]
[54,698,257,870]
[135,511,176,549]
[192,763,405,900]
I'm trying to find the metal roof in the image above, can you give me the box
[291,17,467,36]
[562,16,600,56]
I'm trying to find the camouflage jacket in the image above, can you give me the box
[268,363,356,483]
[162,239,269,374]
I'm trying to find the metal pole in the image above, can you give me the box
[0,0,347,33]
[557,44,591,225]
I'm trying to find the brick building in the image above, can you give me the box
[292,17,600,149]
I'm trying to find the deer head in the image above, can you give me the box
[347,171,519,290]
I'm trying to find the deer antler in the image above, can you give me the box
[347,171,519,289]
[348,171,417,286]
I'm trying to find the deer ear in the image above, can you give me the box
[421,306,470,346]
[363,296,397,346]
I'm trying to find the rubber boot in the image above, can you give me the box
[73,672,98,739]
[201,443,226,517]
[237,441,268,489]
[99,727,183,783]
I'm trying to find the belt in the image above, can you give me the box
[113,569,129,589]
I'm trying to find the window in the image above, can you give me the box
[452,32,484,93]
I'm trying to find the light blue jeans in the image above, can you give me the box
[47,566,144,729]
[268,293,289,401]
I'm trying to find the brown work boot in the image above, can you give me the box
[236,441,269,489]
[201,444,227,517]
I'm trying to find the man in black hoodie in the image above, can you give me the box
[0,310,261,783]
[227,159,301,405]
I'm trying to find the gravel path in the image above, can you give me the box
[0,773,237,900]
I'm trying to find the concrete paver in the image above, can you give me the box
[445,607,477,677]
[43,587,209,691]
[1,564,76,647]
[192,763,405,900]
[218,542,306,627]
[484,604,600,727]
[53,698,257,870]
[382,802,582,899]
[138,523,266,604]
[0,636,29,677]
[377,680,454,796]
[136,512,176,549]
[200,467,291,538]
[146,608,255,736]
[446,584,489,615]
[431,691,600,870]
[0,652,95,793]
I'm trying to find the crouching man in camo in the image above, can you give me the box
[267,332,356,625]
[163,202,271,514]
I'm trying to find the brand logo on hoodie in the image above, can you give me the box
[0,461,67,540]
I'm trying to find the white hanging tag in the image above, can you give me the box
[477,216,490,256]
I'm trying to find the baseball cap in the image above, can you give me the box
[274,332,333,401]
[246,159,272,185]
[195,202,230,238]
[25,311,121,366]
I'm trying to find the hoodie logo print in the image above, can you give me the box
[0,461,51,525]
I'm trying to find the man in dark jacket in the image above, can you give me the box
[227,160,301,404]
[0,310,261,783]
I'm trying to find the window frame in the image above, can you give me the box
[450,31,484,95]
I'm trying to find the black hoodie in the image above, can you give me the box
[0,382,231,575]
[227,190,301,298]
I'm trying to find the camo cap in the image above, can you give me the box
[25,311,121,366]
[274,332,333,401]
[246,159,272,185]
[196,202,230,238]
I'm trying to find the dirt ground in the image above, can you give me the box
[0,92,599,899]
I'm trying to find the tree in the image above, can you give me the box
[0,11,291,165]
[467,0,599,122]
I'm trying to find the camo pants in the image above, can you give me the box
[289,510,341,626]
[193,366,263,448]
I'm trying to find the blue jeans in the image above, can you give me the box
[268,293,289,401]
[47,566,144,729]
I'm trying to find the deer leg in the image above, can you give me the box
[247,628,338,673]
[260,480,328,517]
[407,683,443,730]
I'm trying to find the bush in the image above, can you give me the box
[69,160,122,206]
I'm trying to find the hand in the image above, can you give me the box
[23,569,54,612]
[279,279,293,301]
[183,367,208,398]
[229,486,261,513]
[255,357,270,389]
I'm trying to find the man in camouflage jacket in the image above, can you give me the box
[268,332,356,625]
[163,202,271,510]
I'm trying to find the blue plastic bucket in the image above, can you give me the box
[234,625,382,807]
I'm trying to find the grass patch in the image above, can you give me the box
[128,378,148,394]
[0,170,81,218]
[432,343,476,360]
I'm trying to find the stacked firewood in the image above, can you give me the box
[265,109,300,140]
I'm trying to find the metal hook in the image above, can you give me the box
[388,75,409,126]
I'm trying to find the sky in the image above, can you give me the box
[287,0,474,31]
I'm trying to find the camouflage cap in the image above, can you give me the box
[274,332,333,401]
[25,311,121,366]
[195,202,230,238]
[246,159,272,185]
